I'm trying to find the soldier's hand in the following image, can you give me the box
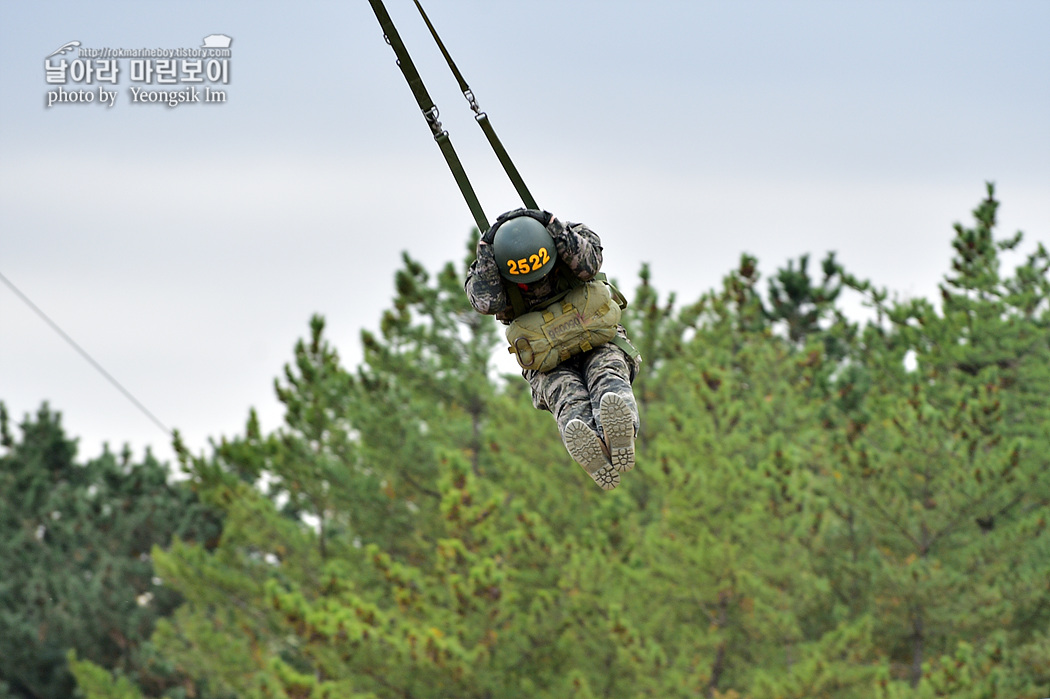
[480,223,499,245]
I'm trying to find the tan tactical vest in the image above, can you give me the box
[505,276,629,373]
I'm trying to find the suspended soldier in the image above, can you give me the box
[367,1,641,486]
[466,208,641,489]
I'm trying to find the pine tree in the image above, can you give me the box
[62,187,1050,697]
[818,184,1050,691]
[608,262,858,697]
[765,252,845,347]
[73,247,559,697]
[0,403,219,699]
[99,241,706,698]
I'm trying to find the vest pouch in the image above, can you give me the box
[506,280,622,373]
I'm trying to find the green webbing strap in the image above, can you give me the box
[507,284,527,318]
[591,274,642,361]
[368,0,490,232]
[411,0,540,211]
[610,335,642,363]
[434,132,489,231]
[476,115,540,210]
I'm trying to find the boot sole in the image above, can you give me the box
[564,420,619,490]
[600,393,636,472]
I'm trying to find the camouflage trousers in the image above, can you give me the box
[525,327,641,443]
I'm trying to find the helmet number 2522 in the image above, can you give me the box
[506,247,551,276]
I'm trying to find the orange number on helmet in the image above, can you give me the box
[517,258,530,274]
[529,253,540,270]
[538,247,550,265]
[507,259,518,275]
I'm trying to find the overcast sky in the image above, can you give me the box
[2,1,1048,466]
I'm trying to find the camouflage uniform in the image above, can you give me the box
[465,215,641,485]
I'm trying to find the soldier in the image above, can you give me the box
[465,208,641,489]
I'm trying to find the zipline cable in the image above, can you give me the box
[0,269,172,438]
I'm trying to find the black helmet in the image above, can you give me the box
[492,216,556,282]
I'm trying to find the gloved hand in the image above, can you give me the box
[496,208,553,227]
[480,222,500,245]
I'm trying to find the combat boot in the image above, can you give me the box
[599,392,636,472]
[564,419,619,490]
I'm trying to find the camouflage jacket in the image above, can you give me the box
[465,217,603,324]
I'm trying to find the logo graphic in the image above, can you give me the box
[48,41,81,58]
[201,34,232,49]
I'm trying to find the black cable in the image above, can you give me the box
[0,269,172,437]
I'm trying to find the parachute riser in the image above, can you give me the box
[370,0,489,231]
[410,0,540,211]
[368,0,540,228]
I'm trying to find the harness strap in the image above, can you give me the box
[367,0,490,231]
[411,0,540,210]
[507,284,527,318]
[610,335,642,363]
